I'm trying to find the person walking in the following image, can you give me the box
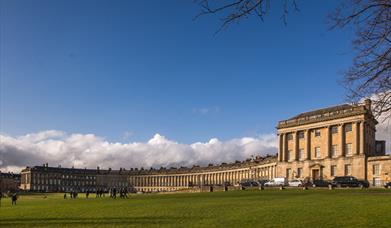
[11,193,17,205]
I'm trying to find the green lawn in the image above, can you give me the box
[1,189,390,227]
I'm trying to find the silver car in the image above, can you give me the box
[288,179,303,187]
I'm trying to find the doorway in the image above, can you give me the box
[312,169,320,180]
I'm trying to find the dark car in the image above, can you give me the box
[240,180,259,187]
[257,179,269,186]
[311,179,332,188]
[384,182,391,189]
[332,176,364,188]
[358,180,370,188]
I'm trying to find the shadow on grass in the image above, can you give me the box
[0,216,195,226]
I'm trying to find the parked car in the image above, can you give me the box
[332,176,364,188]
[384,182,391,189]
[240,180,259,187]
[264,177,287,187]
[358,180,370,188]
[288,180,303,187]
[311,179,332,188]
[257,179,269,186]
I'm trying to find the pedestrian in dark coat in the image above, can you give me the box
[11,193,17,205]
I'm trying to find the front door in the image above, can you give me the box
[312,169,320,180]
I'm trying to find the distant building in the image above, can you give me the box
[0,172,21,193]
[19,99,390,192]
[20,164,129,192]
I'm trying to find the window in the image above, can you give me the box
[373,178,381,187]
[345,123,352,132]
[331,126,338,134]
[344,164,352,176]
[373,164,380,175]
[315,147,321,158]
[287,133,293,140]
[345,143,352,155]
[286,168,292,179]
[298,131,304,139]
[299,148,304,160]
[315,129,321,137]
[297,168,303,178]
[331,145,338,157]
[331,165,337,176]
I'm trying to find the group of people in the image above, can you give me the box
[63,191,79,199]
[0,192,18,206]
[95,189,105,198]
[109,188,128,199]
[62,188,130,199]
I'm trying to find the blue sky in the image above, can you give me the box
[1,0,355,144]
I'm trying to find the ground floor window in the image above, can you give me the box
[344,164,352,176]
[373,178,381,187]
[286,168,292,179]
[330,165,337,177]
[297,168,302,178]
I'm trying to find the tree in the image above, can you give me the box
[194,0,298,33]
[330,0,391,120]
[195,0,391,120]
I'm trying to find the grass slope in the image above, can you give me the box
[1,189,391,227]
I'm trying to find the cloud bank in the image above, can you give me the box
[0,131,277,173]
[1,109,389,173]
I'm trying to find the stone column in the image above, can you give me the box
[282,133,287,162]
[339,124,345,156]
[294,131,299,160]
[354,122,360,155]
[360,121,365,155]
[278,134,283,162]
[305,130,311,160]
[326,126,331,158]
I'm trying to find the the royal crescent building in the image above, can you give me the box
[18,100,391,192]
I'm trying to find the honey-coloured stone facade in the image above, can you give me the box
[276,99,385,181]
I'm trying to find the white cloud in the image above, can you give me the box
[0,131,277,173]
[376,116,391,153]
[361,93,391,153]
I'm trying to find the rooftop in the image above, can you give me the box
[277,100,375,129]
[21,155,278,176]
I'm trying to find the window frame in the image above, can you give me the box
[331,144,338,157]
[345,123,352,132]
[345,143,352,155]
[373,164,380,175]
[330,165,337,177]
[299,148,304,160]
[331,126,338,134]
[344,164,352,176]
[314,146,321,158]
[298,131,304,139]
[315,129,321,137]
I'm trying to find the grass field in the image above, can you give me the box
[1,188,391,227]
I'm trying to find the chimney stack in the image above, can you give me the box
[364,99,372,110]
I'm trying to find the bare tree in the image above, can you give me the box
[194,0,299,33]
[195,0,391,120]
[330,0,391,120]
